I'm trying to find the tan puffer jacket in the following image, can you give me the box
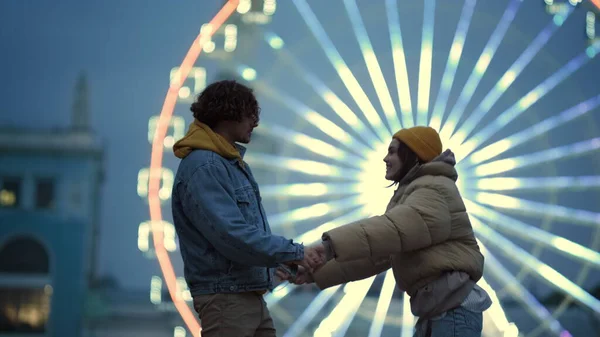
[313,150,484,296]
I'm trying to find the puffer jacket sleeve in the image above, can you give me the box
[323,186,452,262]
[312,257,391,289]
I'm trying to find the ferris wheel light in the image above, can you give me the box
[554,14,566,25]
[294,0,390,141]
[344,0,401,131]
[264,0,276,16]
[440,0,522,140]
[587,11,596,40]
[238,66,257,81]
[138,222,150,252]
[453,8,574,147]
[267,35,284,49]
[150,276,162,304]
[415,0,435,126]
[430,2,476,131]
[177,87,190,99]
[173,326,186,337]
[237,0,251,14]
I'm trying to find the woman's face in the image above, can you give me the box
[383,139,403,180]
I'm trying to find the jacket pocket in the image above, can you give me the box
[235,187,258,227]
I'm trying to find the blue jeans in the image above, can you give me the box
[413,307,483,337]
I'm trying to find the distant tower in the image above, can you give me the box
[72,73,90,131]
[71,72,102,285]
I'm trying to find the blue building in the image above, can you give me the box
[0,75,104,337]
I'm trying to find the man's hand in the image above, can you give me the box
[276,265,314,285]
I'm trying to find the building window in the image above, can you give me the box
[35,179,55,209]
[0,236,52,333]
[0,177,21,208]
[0,236,53,334]
[0,237,49,274]
[0,287,52,332]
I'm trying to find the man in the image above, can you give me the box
[171,80,320,337]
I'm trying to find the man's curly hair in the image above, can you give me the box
[190,80,260,128]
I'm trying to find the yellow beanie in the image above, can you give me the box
[393,126,443,162]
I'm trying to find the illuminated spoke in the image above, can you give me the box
[479,243,559,336]
[245,153,362,179]
[470,215,600,313]
[262,32,381,148]
[429,0,477,131]
[266,282,298,308]
[452,7,575,146]
[466,137,600,177]
[283,286,342,337]
[440,0,523,140]
[485,260,561,336]
[401,293,415,337]
[474,192,600,227]
[459,40,600,160]
[257,122,365,168]
[293,206,372,245]
[385,0,414,127]
[343,0,402,132]
[313,277,377,337]
[292,0,391,141]
[268,195,364,228]
[250,78,372,155]
[260,182,360,198]
[368,271,396,337]
[416,0,435,126]
[467,94,600,165]
[466,200,600,268]
[469,176,600,192]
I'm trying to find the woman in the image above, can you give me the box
[280,126,492,337]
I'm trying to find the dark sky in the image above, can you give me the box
[1,0,599,294]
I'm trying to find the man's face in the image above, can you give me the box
[233,114,259,144]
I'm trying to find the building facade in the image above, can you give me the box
[0,75,104,337]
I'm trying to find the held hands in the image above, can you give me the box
[276,243,329,285]
[302,243,328,272]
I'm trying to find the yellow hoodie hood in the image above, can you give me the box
[173,120,242,163]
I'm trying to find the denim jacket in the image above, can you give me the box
[172,146,304,296]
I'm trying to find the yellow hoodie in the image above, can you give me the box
[173,120,243,165]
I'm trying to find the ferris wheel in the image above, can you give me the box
[140,0,600,336]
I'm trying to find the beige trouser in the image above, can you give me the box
[193,291,276,337]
